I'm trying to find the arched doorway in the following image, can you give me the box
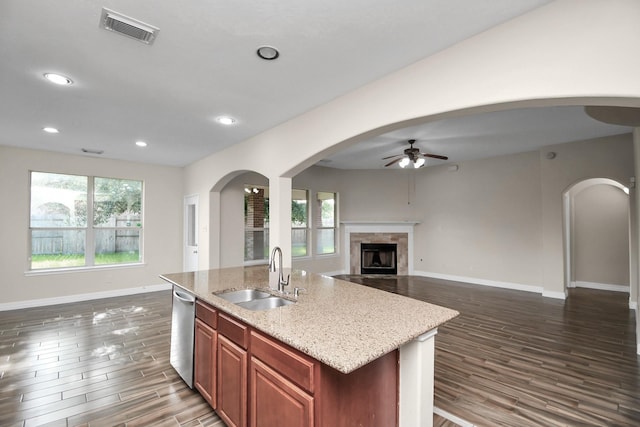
[563,178,631,296]
[208,170,270,269]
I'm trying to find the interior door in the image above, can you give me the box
[184,194,199,271]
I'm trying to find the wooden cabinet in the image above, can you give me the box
[250,329,398,427]
[194,319,216,406]
[217,314,249,427]
[317,350,399,427]
[250,356,314,427]
[193,304,398,427]
[250,331,316,427]
[194,301,217,408]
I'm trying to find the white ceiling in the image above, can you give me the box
[320,106,632,169]
[1,0,630,170]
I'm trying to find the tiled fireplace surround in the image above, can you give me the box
[342,221,418,275]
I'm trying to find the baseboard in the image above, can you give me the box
[571,281,630,293]
[542,290,567,300]
[0,283,172,311]
[414,270,567,300]
[414,270,541,293]
[434,406,475,427]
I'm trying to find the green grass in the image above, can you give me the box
[31,251,140,269]
[292,244,307,257]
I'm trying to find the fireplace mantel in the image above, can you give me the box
[341,220,419,275]
[341,220,421,226]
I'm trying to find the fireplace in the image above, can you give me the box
[343,221,417,275]
[361,243,397,275]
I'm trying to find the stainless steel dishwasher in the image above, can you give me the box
[170,286,195,388]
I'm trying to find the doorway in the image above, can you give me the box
[563,178,631,295]
[184,194,199,271]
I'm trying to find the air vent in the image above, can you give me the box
[82,148,104,155]
[100,8,159,45]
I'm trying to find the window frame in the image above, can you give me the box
[29,171,144,271]
[291,188,309,258]
[244,185,269,263]
[315,191,338,256]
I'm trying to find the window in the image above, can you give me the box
[243,186,334,261]
[244,185,269,261]
[30,172,143,270]
[291,189,308,257]
[315,192,337,255]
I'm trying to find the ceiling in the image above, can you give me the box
[320,106,632,169]
[0,0,631,170]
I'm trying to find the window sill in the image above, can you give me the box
[244,259,268,267]
[25,262,146,276]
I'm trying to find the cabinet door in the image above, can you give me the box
[218,335,247,427]
[194,319,216,407]
[250,356,314,427]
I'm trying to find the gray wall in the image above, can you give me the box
[289,133,634,294]
[0,145,183,305]
[574,184,629,287]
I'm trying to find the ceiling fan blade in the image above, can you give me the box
[384,158,403,167]
[423,153,449,160]
[382,154,402,160]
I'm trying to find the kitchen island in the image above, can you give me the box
[161,266,458,427]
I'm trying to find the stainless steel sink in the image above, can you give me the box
[236,296,295,311]
[216,289,271,304]
[215,289,295,311]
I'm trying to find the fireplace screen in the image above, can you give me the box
[361,243,397,274]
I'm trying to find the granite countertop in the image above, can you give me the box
[160,266,459,374]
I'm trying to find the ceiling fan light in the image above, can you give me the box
[399,157,410,168]
[414,158,425,168]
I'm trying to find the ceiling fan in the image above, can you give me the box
[383,139,448,168]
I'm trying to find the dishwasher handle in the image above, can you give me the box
[174,290,195,304]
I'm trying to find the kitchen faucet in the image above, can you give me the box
[269,246,290,293]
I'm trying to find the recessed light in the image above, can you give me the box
[257,45,279,60]
[216,116,236,125]
[42,127,59,134]
[135,141,147,147]
[43,73,73,85]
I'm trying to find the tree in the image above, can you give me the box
[291,200,307,226]
[93,178,142,226]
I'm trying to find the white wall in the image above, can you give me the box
[574,184,629,287]
[209,134,635,295]
[0,146,183,305]
[337,169,422,221]
[415,150,543,287]
[290,135,634,294]
[540,133,634,296]
[184,0,640,294]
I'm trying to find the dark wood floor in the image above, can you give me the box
[336,275,640,427]
[1,276,638,426]
[0,291,224,427]
[0,289,454,427]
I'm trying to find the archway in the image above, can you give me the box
[208,170,270,269]
[563,178,632,298]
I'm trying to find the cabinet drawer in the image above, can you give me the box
[196,300,217,329]
[250,331,316,394]
[218,312,249,349]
